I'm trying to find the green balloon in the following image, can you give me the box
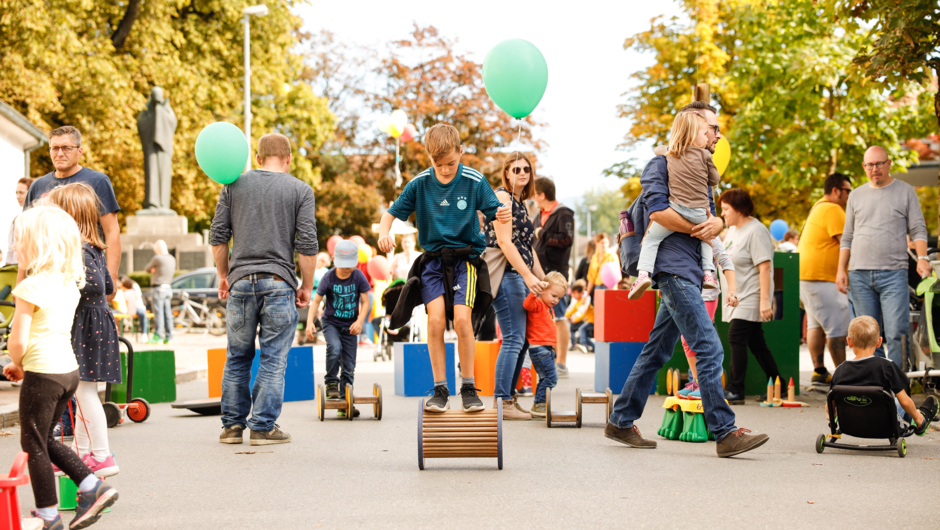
[482,39,548,119]
[195,122,249,185]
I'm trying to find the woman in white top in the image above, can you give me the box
[389,232,421,280]
[719,188,783,404]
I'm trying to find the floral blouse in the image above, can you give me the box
[484,187,535,274]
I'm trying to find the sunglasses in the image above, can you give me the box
[510,166,531,175]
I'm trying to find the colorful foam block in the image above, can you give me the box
[250,346,315,402]
[394,342,456,396]
[207,348,226,398]
[595,341,655,394]
[474,341,501,396]
[110,349,176,404]
[594,289,656,343]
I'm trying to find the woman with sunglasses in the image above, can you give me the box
[483,152,548,421]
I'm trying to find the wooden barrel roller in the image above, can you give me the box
[546,388,582,428]
[418,399,503,470]
[579,388,613,422]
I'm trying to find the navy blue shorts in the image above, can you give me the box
[420,258,478,308]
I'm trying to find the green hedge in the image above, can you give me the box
[128,270,189,288]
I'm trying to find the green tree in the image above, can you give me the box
[0,0,334,231]
[575,187,626,237]
[612,0,933,228]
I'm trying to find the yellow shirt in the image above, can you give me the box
[565,295,594,324]
[11,272,80,374]
[587,251,617,286]
[798,199,845,282]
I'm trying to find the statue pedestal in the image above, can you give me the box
[120,215,213,276]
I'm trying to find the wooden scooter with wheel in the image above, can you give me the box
[316,383,383,420]
[102,337,151,427]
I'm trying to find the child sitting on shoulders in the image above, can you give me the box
[630,110,722,300]
[6,205,118,529]
[829,316,938,434]
[306,240,370,418]
[377,123,510,413]
[525,272,568,417]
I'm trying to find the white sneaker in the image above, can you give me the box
[628,272,652,300]
[702,271,719,289]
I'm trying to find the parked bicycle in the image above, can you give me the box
[173,291,226,335]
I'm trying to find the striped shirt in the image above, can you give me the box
[387,164,502,258]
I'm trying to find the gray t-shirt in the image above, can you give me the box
[721,218,774,323]
[841,179,928,271]
[145,254,176,286]
[209,169,318,289]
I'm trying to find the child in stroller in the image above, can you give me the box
[375,279,413,361]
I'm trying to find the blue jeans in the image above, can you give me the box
[135,306,149,336]
[529,346,558,404]
[848,270,908,368]
[323,322,358,390]
[152,284,173,341]
[221,276,298,432]
[570,321,584,348]
[578,323,595,351]
[609,273,737,441]
[493,272,529,400]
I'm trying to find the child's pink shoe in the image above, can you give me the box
[702,272,719,289]
[628,272,652,300]
[84,453,119,478]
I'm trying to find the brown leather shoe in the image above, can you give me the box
[716,428,769,457]
[604,423,657,448]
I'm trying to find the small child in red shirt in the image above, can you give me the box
[524,271,568,417]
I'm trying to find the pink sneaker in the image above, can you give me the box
[628,272,652,300]
[702,272,718,289]
[84,453,120,478]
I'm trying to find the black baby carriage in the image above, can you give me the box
[375,279,414,361]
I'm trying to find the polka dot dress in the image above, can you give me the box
[71,243,122,384]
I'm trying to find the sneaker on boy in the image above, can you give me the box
[337,407,360,418]
[70,479,118,530]
[426,385,450,412]
[326,382,340,399]
[460,383,484,412]
[530,402,547,418]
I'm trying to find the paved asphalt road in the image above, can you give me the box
[1,348,937,529]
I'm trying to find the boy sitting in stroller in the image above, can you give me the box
[830,316,938,434]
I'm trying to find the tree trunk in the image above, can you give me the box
[112,0,143,49]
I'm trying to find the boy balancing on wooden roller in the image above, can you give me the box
[378,123,511,412]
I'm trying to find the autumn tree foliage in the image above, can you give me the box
[0,0,334,230]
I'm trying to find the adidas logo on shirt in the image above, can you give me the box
[440,199,450,206]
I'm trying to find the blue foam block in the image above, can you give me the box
[595,341,654,394]
[249,346,315,402]
[394,342,456,396]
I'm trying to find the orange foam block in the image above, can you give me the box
[595,289,656,343]
[474,341,500,396]
[208,348,227,398]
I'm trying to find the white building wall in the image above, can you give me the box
[0,129,26,264]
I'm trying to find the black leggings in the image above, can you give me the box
[20,370,93,508]
[727,319,781,395]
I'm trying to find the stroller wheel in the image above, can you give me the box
[897,438,907,458]
[815,434,825,454]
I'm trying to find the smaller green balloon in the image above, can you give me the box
[195,122,249,185]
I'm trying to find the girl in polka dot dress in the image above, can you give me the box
[47,183,121,478]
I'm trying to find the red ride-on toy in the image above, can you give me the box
[102,337,151,427]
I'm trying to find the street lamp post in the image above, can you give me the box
[243,4,269,171]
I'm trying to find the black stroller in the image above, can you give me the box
[375,279,414,361]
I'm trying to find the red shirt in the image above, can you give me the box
[523,292,557,346]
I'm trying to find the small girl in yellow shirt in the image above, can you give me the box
[6,205,118,529]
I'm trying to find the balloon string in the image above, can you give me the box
[511,120,522,217]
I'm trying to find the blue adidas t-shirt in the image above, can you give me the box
[317,268,371,327]
[387,164,501,258]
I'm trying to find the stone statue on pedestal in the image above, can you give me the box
[137,87,177,214]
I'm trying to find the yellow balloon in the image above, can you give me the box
[358,246,370,263]
[388,122,404,138]
[713,137,731,176]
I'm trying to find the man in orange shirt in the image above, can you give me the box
[798,172,853,383]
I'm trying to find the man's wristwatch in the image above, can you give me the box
[918,256,930,261]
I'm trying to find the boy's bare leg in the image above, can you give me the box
[426,297,448,381]
[453,305,475,379]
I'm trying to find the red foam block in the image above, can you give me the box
[594,289,656,343]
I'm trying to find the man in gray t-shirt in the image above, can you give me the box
[145,240,176,344]
[209,132,317,446]
[837,145,930,368]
